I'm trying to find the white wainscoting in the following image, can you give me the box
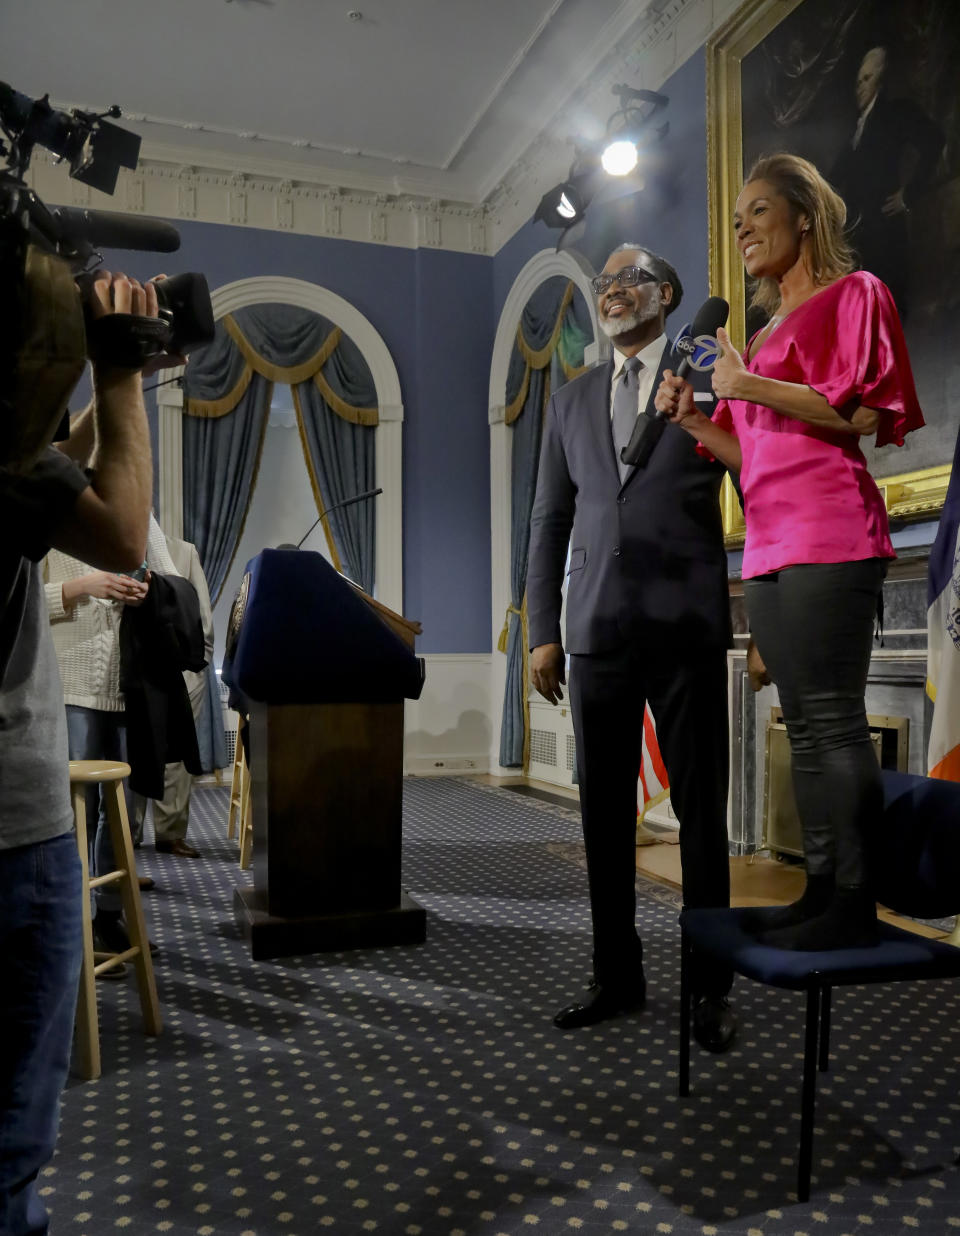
[404,654,494,776]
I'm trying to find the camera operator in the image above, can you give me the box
[0,268,158,1236]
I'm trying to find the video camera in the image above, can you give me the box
[0,82,215,466]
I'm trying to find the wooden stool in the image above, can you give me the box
[226,728,244,841]
[70,759,162,1080]
[228,724,253,870]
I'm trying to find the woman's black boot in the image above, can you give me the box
[760,885,879,951]
[740,871,835,933]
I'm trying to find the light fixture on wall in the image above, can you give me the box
[600,85,669,176]
[533,178,589,229]
[533,85,669,248]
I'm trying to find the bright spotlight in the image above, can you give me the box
[601,139,638,177]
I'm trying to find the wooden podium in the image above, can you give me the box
[222,550,427,960]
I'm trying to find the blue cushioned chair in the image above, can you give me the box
[679,770,960,1202]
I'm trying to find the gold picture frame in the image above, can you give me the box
[706,0,952,545]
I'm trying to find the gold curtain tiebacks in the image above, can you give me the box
[498,604,522,653]
[505,281,578,424]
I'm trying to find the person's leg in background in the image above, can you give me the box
[0,834,83,1236]
[152,761,200,858]
[65,706,139,957]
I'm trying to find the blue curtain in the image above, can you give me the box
[182,318,272,603]
[295,328,377,594]
[182,303,378,603]
[499,279,592,768]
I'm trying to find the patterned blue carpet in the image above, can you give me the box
[44,777,960,1234]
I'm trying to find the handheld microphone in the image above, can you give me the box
[674,295,729,378]
[619,295,730,468]
[295,487,383,550]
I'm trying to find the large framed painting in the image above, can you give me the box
[707,0,960,542]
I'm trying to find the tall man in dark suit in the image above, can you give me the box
[527,244,735,1050]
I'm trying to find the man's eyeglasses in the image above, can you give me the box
[590,266,659,296]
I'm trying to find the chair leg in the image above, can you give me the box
[798,985,822,1204]
[818,986,832,1073]
[105,782,163,1036]
[679,928,692,1097]
[71,788,101,1082]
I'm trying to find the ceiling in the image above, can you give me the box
[1,0,668,207]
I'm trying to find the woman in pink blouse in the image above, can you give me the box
[656,153,924,950]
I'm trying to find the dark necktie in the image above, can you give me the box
[611,355,643,484]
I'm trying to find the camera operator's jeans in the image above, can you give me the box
[0,833,83,1235]
[65,706,131,915]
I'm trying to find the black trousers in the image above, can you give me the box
[744,559,886,887]
[569,641,731,994]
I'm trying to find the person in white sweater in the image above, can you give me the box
[45,515,178,958]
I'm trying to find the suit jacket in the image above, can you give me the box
[526,342,731,656]
[120,573,206,798]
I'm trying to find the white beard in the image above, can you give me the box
[599,297,659,339]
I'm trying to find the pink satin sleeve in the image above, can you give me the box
[801,273,924,447]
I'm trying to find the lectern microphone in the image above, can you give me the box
[295,487,383,550]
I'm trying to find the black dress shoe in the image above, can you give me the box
[553,979,646,1029]
[692,995,737,1053]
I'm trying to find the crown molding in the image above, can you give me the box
[28,150,490,256]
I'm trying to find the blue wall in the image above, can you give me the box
[82,48,709,656]
[95,222,493,653]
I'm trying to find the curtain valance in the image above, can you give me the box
[503,279,592,424]
[183,304,378,425]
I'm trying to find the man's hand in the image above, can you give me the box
[746,637,771,693]
[881,188,908,217]
[710,328,749,400]
[531,642,566,705]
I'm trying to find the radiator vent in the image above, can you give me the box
[565,733,577,771]
[529,728,557,766]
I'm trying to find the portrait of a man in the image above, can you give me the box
[737,0,960,476]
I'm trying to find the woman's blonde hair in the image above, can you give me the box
[742,153,855,314]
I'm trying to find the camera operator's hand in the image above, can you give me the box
[89,270,159,327]
[85,270,171,379]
